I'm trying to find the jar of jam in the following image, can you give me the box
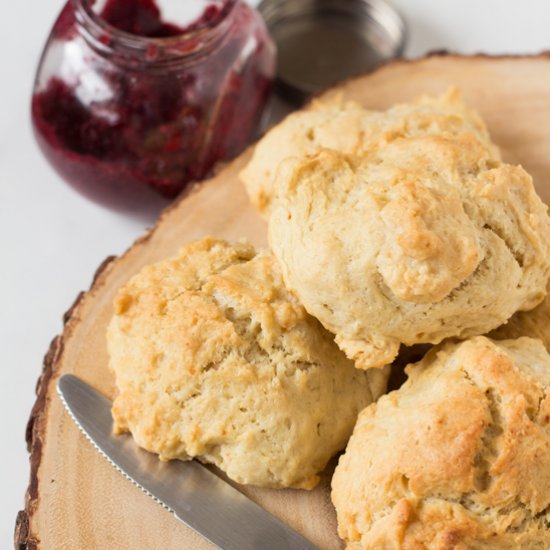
[32,0,275,213]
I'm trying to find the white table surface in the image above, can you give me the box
[2,0,550,545]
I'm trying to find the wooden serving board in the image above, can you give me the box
[15,54,550,550]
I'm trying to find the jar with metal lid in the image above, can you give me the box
[31,0,276,213]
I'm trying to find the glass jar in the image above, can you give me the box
[32,0,275,213]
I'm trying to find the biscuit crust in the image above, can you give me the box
[268,95,550,369]
[332,337,550,549]
[241,89,499,216]
[108,237,387,489]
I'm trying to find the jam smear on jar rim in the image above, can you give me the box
[31,0,275,214]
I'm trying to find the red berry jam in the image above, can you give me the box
[32,0,275,213]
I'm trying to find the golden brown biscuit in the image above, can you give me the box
[108,237,387,489]
[332,336,550,550]
[491,283,550,352]
[241,89,499,216]
[268,128,550,369]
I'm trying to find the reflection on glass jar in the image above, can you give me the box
[32,0,276,213]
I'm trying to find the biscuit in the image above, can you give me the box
[108,237,387,489]
[241,89,499,216]
[490,283,550,352]
[332,336,550,549]
[268,123,550,369]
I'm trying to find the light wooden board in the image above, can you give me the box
[15,53,550,549]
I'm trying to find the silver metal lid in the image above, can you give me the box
[259,0,407,103]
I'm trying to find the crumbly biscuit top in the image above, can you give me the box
[108,237,387,489]
[241,89,499,216]
[332,336,550,550]
[268,96,550,369]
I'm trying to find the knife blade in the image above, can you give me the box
[57,374,318,550]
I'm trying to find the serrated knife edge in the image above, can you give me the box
[57,374,319,550]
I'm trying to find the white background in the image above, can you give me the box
[2,0,550,545]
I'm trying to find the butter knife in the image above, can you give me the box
[57,374,318,550]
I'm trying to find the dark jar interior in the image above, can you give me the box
[31,0,276,214]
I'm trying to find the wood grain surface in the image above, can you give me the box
[15,53,550,550]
